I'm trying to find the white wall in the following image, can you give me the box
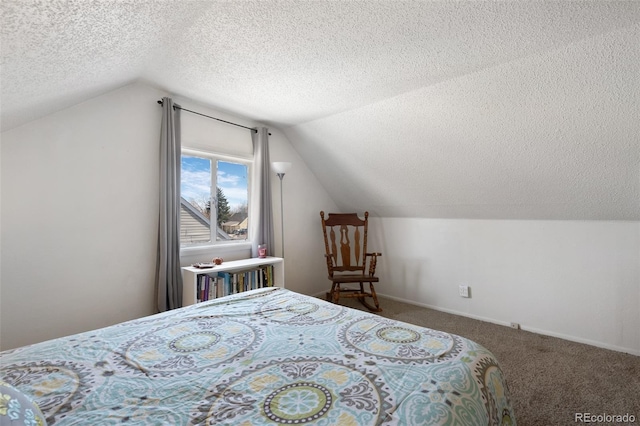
[1,81,336,350]
[4,80,636,358]
[2,82,162,350]
[267,128,339,296]
[369,217,640,355]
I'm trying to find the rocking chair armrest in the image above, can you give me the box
[365,252,381,276]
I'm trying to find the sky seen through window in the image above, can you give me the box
[181,156,248,212]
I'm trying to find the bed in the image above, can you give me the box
[1,287,516,425]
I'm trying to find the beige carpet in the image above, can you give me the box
[338,296,640,426]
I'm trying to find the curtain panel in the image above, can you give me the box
[251,127,274,258]
[156,97,183,312]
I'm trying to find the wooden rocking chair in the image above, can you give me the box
[320,211,382,312]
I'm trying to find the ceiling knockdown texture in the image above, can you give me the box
[2,1,639,220]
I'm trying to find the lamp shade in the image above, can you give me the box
[272,162,292,174]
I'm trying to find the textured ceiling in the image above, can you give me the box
[2,1,639,220]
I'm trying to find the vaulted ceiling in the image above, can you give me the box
[2,1,639,220]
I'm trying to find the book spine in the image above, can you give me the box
[218,272,232,296]
[208,275,215,300]
[204,275,210,301]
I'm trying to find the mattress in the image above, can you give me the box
[0,287,516,425]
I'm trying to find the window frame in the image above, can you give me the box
[180,147,253,254]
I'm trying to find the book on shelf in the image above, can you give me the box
[193,264,276,302]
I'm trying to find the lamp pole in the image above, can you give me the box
[271,162,291,258]
[276,172,285,258]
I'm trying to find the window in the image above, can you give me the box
[180,150,250,246]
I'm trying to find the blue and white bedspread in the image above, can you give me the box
[1,288,516,425]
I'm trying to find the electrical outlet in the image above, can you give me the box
[458,285,470,298]
[510,322,521,330]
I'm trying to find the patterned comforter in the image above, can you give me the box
[0,288,516,425]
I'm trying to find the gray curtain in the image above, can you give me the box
[156,97,183,311]
[251,127,274,257]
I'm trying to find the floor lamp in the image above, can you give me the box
[272,162,292,258]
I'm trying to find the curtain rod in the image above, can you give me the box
[157,100,270,135]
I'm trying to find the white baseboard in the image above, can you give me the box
[369,292,640,357]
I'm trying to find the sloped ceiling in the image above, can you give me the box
[2,1,639,220]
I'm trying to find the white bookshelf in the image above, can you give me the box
[181,256,284,306]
